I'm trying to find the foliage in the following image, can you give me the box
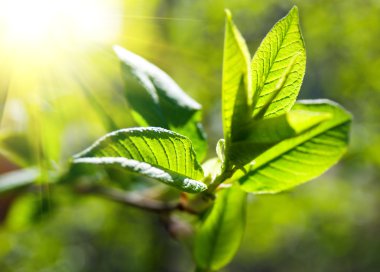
[0,5,352,272]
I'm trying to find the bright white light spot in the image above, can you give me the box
[0,0,122,48]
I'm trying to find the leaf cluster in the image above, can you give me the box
[0,6,351,272]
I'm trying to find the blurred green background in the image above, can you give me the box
[0,0,379,271]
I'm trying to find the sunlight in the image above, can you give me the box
[0,0,122,48]
[0,0,124,146]
[0,0,123,101]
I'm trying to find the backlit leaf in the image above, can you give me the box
[251,6,306,119]
[73,127,206,193]
[194,184,247,270]
[229,109,331,166]
[114,46,207,160]
[222,10,251,150]
[239,100,351,194]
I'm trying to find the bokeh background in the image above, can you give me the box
[0,0,379,271]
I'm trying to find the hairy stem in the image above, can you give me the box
[206,167,234,194]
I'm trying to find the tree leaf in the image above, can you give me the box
[239,100,351,194]
[194,184,247,271]
[242,110,331,142]
[72,127,206,193]
[229,109,331,166]
[113,45,207,161]
[202,157,222,183]
[222,10,251,150]
[0,131,35,167]
[251,6,306,119]
[0,168,39,194]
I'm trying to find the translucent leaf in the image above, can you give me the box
[243,110,331,142]
[216,139,225,163]
[114,45,207,160]
[73,127,206,193]
[194,184,247,270]
[222,10,251,149]
[202,157,222,183]
[251,6,306,119]
[239,100,351,193]
[229,109,331,166]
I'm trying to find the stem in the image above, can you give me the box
[206,167,234,194]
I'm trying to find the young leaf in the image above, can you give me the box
[239,100,351,194]
[202,157,222,183]
[251,6,306,119]
[222,10,251,148]
[113,45,207,160]
[72,127,207,193]
[194,184,247,271]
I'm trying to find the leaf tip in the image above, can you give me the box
[224,9,232,20]
[288,5,300,20]
[290,5,299,14]
[113,44,125,60]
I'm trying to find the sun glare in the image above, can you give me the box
[0,0,124,135]
[0,0,123,101]
[0,0,121,48]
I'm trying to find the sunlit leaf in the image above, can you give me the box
[114,45,207,160]
[222,10,251,149]
[73,127,206,193]
[194,184,247,270]
[243,110,331,142]
[229,109,331,166]
[239,100,351,193]
[251,6,306,119]
[202,157,222,183]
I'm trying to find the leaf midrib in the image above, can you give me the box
[251,119,350,172]
[205,192,228,269]
[253,12,297,108]
[77,156,201,181]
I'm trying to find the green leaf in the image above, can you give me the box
[216,139,225,163]
[229,109,331,166]
[0,168,39,194]
[251,6,306,119]
[222,10,251,149]
[0,132,35,167]
[113,45,207,161]
[194,184,247,271]
[243,110,331,142]
[202,157,222,183]
[73,127,206,193]
[239,100,351,194]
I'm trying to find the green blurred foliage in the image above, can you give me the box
[0,0,379,271]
